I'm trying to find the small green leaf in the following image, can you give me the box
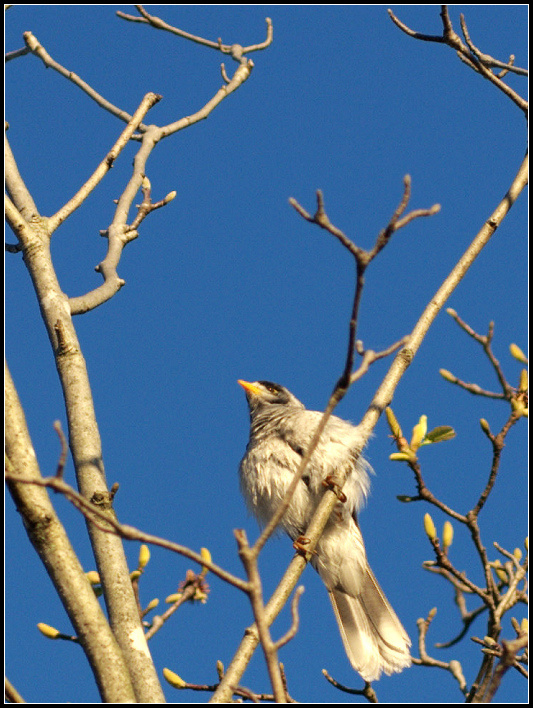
[425,426,455,443]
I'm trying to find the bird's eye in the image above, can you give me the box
[258,381,283,397]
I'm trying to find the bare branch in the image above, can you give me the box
[290,178,439,390]
[322,671,378,702]
[458,16,526,75]
[5,132,40,221]
[117,5,273,58]
[48,92,162,234]
[273,587,305,650]
[53,420,68,479]
[5,45,31,62]
[235,529,288,702]
[68,126,169,315]
[359,151,527,442]
[477,634,529,702]
[438,370,507,399]
[4,469,250,594]
[160,59,255,138]
[5,362,137,702]
[4,677,25,704]
[388,7,528,115]
[22,31,139,126]
[445,309,515,399]
[411,609,468,696]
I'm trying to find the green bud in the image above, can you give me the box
[442,521,454,549]
[385,407,403,439]
[37,623,60,640]
[480,418,491,436]
[163,667,186,688]
[411,415,427,451]
[439,369,456,383]
[138,544,150,569]
[424,513,437,541]
[509,343,528,364]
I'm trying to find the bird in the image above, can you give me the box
[238,379,411,682]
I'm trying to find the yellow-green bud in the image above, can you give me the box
[492,561,508,583]
[479,418,491,436]
[525,537,528,552]
[439,369,456,383]
[442,521,454,549]
[142,176,151,190]
[520,618,528,634]
[85,571,100,585]
[428,607,437,620]
[163,667,186,688]
[389,452,414,462]
[513,548,523,562]
[411,415,427,451]
[145,598,159,612]
[165,593,182,604]
[385,407,403,439]
[511,397,527,414]
[37,623,60,639]
[509,343,528,364]
[130,570,142,582]
[424,513,437,541]
[164,190,177,204]
[446,308,457,317]
[519,369,528,393]
[200,547,212,575]
[138,544,150,569]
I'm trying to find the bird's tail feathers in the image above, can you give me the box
[328,566,411,682]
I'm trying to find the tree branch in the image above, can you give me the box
[5,362,137,703]
[388,6,528,115]
[47,92,162,234]
[117,5,273,57]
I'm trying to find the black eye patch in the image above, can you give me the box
[258,381,284,395]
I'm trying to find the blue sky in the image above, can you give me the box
[5,5,527,704]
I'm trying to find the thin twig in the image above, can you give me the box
[117,5,273,57]
[322,671,378,702]
[445,310,515,399]
[53,421,68,479]
[22,31,139,126]
[48,92,162,234]
[235,530,287,702]
[3,471,250,593]
[388,7,528,115]
[273,587,305,650]
[412,610,469,696]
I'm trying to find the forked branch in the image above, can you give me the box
[388,6,528,115]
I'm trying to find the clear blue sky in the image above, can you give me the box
[6,5,527,704]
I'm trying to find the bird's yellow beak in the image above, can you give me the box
[237,380,262,396]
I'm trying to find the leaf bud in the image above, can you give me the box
[163,667,186,688]
[509,343,528,364]
[37,623,60,640]
[138,544,150,569]
[442,521,454,549]
[424,512,437,541]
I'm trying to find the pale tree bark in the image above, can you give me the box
[5,5,272,703]
[5,5,526,704]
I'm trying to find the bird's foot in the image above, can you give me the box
[293,535,317,561]
[322,474,347,503]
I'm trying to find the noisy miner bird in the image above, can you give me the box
[238,380,411,682]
